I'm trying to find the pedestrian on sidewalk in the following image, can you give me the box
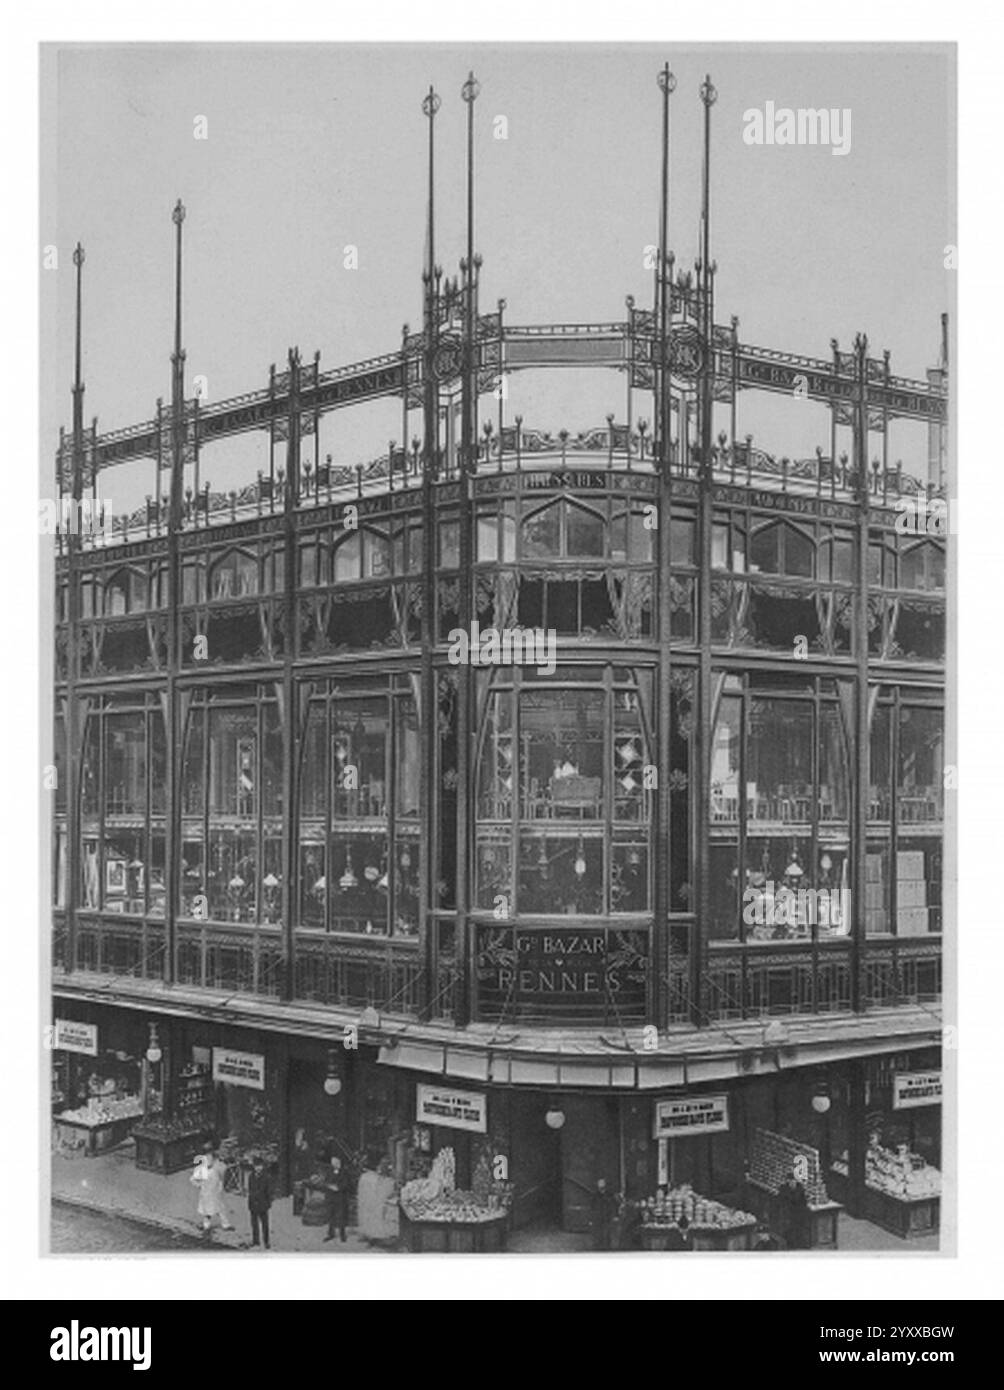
[247,1155,273,1250]
[590,1178,618,1252]
[191,1144,234,1236]
[778,1174,809,1251]
[323,1155,348,1244]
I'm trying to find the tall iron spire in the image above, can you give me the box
[422,87,440,290]
[71,243,86,502]
[656,64,676,472]
[461,70,480,475]
[171,200,186,402]
[698,74,717,473]
[698,76,716,339]
[170,199,187,527]
[421,86,441,477]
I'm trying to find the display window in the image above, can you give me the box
[868,689,943,936]
[474,666,655,918]
[65,696,167,917]
[709,674,852,942]
[296,676,421,937]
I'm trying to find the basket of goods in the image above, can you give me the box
[864,1143,940,1200]
[639,1184,756,1233]
[59,1095,144,1126]
[400,1147,507,1225]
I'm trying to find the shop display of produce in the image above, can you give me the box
[832,1144,941,1201]
[132,1114,209,1143]
[747,1128,829,1207]
[56,1096,144,1127]
[399,1146,510,1225]
[637,1185,756,1231]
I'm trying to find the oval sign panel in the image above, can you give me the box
[666,326,706,380]
[430,336,463,383]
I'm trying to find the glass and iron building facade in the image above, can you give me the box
[50,81,948,1239]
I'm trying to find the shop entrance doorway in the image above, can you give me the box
[509,1094,562,1229]
[559,1096,620,1233]
[508,1093,620,1234]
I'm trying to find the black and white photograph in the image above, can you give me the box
[40,39,955,1266]
[10,2,1002,1329]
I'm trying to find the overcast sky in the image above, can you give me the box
[42,43,954,508]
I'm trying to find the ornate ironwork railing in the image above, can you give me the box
[51,914,939,1027]
[70,914,166,981]
[56,422,942,557]
[293,934,423,1016]
[862,940,941,1010]
[175,923,283,998]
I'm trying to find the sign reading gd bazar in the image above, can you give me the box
[476,927,649,1019]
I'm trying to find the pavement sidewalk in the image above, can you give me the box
[51,1141,392,1254]
[50,1141,938,1255]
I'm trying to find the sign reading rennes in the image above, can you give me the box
[476,928,648,1021]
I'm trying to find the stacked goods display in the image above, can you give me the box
[830,1142,940,1239]
[53,1095,145,1157]
[747,1128,829,1206]
[865,1142,940,1198]
[57,1096,144,1125]
[399,1147,511,1252]
[134,1060,214,1174]
[400,1147,509,1223]
[636,1184,757,1250]
[639,1185,756,1231]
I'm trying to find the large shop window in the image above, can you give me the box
[67,697,167,917]
[867,691,944,936]
[474,667,656,917]
[179,687,283,925]
[297,677,421,938]
[709,675,852,943]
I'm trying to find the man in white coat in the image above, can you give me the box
[191,1145,235,1235]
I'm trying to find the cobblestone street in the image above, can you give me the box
[52,1200,221,1254]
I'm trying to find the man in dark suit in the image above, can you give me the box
[778,1174,809,1250]
[247,1155,274,1250]
[323,1155,348,1243]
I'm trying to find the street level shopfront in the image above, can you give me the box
[50,996,941,1247]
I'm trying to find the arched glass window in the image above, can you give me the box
[104,568,146,615]
[331,527,392,582]
[522,500,562,559]
[210,549,258,600]
[565,500,605,557]
[900,540,946,592]
[521,498,606,560]
[611,509,656,563]
[749,520,815,578]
